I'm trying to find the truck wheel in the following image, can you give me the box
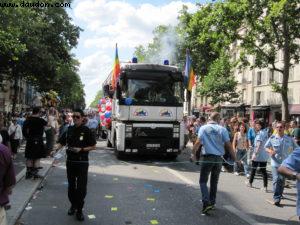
[167,154,178,160]
[115,150,124,160]
[101,131,107,139]
[107,138,112,147]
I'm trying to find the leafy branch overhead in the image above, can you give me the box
[0,0,85,109]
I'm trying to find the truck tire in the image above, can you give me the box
[107,138,112,147]
[101,131,107,139]
[167,154,178,160]
[115,150,124,160]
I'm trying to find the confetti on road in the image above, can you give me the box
[52,206,57,209]
[113,178,119,181]
[144,184,153,189]
[88,215,96,219]
[111,207,118,211]
[150,219,159,224]
[25,206,32,211]
[105,195,114,199]
[147,198,155,202]
[93,174,97,177]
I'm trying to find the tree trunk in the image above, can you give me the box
[281,19,290,121]
[12,73,19,115]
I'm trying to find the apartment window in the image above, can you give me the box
[275,51,280,62]
[269,70,274,83]
[257,71,262,85]
[289,66,294,81]
[242,70,247,83]
[242,89,246,101]
[288,88,293,104]
[256,91,263,105]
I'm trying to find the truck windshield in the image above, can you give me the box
[121,79,184,106]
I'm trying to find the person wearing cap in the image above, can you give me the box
[193,112,236,215]
[53,108,96,221]
[265,121,298,205]
[278,147,300,220]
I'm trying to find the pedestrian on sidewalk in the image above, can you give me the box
[193,112,236,215]
[278,146,300,221]
[8,117,23,160]
[246,120,269,191]
[0,120,11,154]
[0,144,16,225]
[22,107,47,179]
[45,107,59,156]
[53,108,96,221]
[232,122,250,177]
[265,121,297,205]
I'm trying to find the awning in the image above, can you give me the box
[289,104,300,115]
[221,103,248,109]
[251,105,270,111]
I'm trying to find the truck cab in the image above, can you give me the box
[103,63,185,159]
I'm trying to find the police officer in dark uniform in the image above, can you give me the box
[54,109,96,221]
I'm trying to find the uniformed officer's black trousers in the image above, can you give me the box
[66,160,89,212]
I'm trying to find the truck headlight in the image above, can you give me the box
[173,133,179,138]
[173,127,179,132]
[126,126,132,132]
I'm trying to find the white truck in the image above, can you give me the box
[102,61,185,159]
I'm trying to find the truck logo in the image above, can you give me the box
[160,109,172,117]
[134,108,148,117]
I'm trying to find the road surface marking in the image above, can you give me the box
[163,167,196,186]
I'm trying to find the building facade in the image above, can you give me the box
[0,76,41,113]
[193,49,300,123]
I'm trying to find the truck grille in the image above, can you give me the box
[133,127,173,138]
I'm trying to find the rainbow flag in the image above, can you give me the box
[111,44,121,90]
[184,50,196,91]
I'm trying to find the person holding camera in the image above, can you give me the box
[53,109,96,221]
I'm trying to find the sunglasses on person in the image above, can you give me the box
[72,115,81,119]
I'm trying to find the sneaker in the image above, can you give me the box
[25,172,33,179]
[246,174,250,179]
[274,200,280,206]
[234,172,239,176]
[201,204,213,215]
[76,211,85,221]
[221,166,226,172]
[67,206,76,215]
[245,181,252,188]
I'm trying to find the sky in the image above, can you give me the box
[69,0,205,106]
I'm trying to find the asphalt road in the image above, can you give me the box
[17,140,299,225]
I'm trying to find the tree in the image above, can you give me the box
[199,53,239,105]
[90,89,104,108]
[0,0,82,112]
[209,0,300,121]
[178,3,241,104]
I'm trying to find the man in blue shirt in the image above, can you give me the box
[278,147,300,220]
[193,112,236,215]
[265,121,297,205]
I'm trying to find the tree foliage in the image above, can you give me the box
[199,54,239,105]
[90,89,104,108]
[0,0,85,110]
